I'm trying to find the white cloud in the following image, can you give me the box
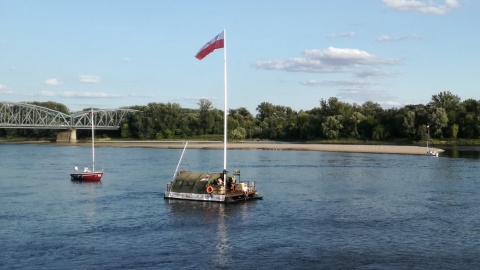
[382,0,460,15]
[253,46,400,77]
[377,33,426,42]
[337,89,401,108]
[300,80,322,86]
[40,90,56,96]
[305,47,399,65]
[45,78,61,86]
[354,68,394,78]
[377,35,395,42]
[382,100,402,107]
[128,93,154,98]
[0,84,12,93]
[39,91,120,98]
[327,32,356,39]
[64,91,116,98]
[79,75,101,84]
[300,79,375,88]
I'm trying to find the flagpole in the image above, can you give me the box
[223,28,228,175]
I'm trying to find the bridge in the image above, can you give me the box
[0,102,137,142]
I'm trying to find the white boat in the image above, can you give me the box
[426,124,439,157]
[71,109,104,181]
[164,30,262,203]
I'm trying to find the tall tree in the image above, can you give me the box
[429,91,461,137]
[402,109,416,139]
[198,99,215,135]
[429,107,448,138]
[322,115,343,139]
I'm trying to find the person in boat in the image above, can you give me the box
[226,176,235,191]
[74,166,78,173]
[84,166,89,172]
[217,177,223,186]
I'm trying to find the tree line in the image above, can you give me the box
[2,91,480,142]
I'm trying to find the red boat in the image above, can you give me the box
[71,109,104,182]
[71,171,103,182]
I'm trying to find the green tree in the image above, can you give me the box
[198,99,214,135]
[120,123,131,138]
[402,110,416,139]
[429,107,448,138]
[429,91,461,137]
[372,125,385,140]
[322,116,343,139]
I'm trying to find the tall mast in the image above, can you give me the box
[223,28,227,173]
[91,109,95,171]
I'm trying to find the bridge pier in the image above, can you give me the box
[57,128,77,143]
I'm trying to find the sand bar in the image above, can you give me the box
[92,141,444,155]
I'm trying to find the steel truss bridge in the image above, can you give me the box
[0,102,136,129]
[0,102,137,142]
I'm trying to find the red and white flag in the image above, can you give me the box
[195,31,224,60]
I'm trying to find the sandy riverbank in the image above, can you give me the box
[88,141,444,155]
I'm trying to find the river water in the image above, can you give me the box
[1,143,480,269]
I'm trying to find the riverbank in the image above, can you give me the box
[90,141,443,155]
[1,140,444,155]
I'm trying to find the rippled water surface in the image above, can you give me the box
[1,143,480,269]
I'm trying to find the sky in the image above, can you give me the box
[1,0,478,113]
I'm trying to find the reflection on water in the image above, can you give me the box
[441,145,480,159]
[214,205,230,268]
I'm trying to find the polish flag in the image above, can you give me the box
[195,31,224,60]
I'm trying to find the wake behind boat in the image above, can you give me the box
[164,30,262,203]
[71,109,103,182]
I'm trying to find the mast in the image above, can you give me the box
[426,124,430,152]
[223,28,227,174]
[91,109,95,171]
[427,129,429,151]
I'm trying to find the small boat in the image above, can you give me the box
[165,143,262,203]
[426,124,439,157]
[71,109,103,182]
[164,30,262,203]
[71,170,103,182]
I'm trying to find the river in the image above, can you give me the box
[1,143,480,269]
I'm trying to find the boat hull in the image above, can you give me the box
[164,191,262,203]
[70,172,103,182]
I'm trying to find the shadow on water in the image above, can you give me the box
[440,145,480,159]
[70,180,103,185]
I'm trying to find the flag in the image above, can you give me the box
[195,31,224,60]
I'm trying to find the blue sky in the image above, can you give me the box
[0,0,478,113]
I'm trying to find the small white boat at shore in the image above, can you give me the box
[426,124,439,157]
